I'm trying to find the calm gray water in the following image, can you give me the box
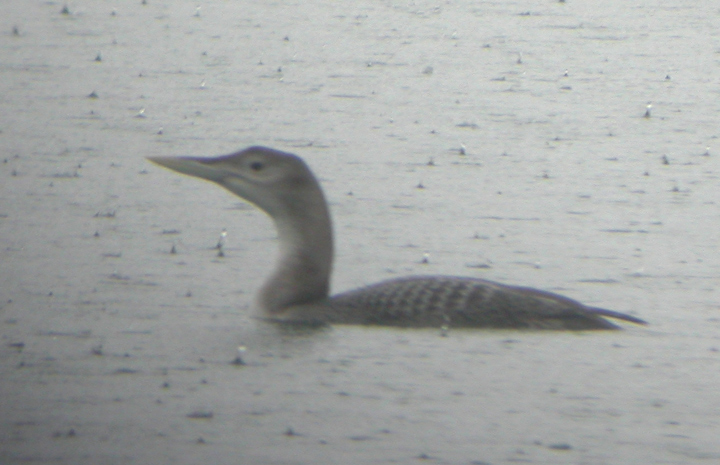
[1,1,719,464]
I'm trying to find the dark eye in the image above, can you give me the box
[250,161,264,171]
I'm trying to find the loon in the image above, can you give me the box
[148,146,646,330]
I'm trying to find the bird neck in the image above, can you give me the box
[257,200,334,315]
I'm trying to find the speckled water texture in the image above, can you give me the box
[1,1,719,464]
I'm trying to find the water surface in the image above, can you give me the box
[1,1,719,464]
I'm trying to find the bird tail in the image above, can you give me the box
[588,307,647,326]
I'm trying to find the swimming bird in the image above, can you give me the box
[148,146,646,330]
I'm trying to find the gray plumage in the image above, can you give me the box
[148,146,646,330]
